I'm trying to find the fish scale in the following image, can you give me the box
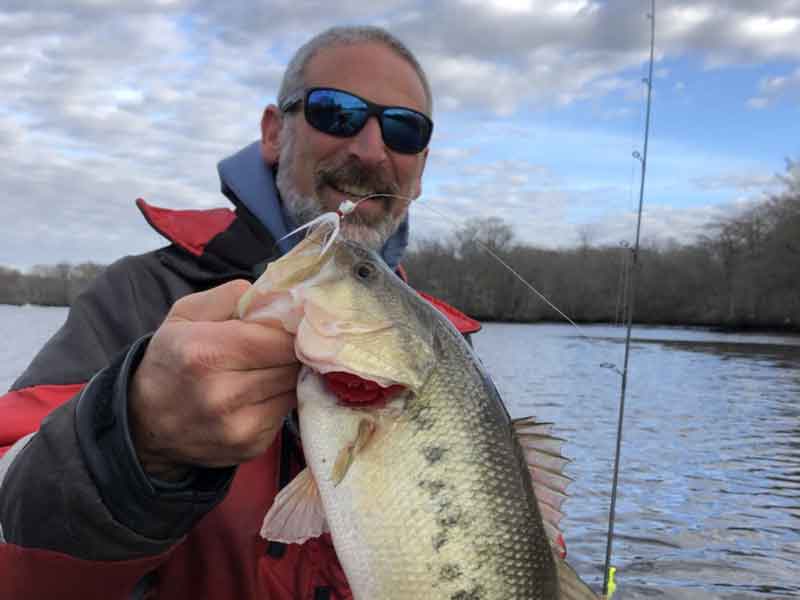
[297,314,557,599]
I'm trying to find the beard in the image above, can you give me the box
[275,129,407,251]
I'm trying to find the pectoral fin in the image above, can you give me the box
[331,418,377,485]
[260,467,329,544]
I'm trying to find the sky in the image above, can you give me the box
[2,0,799,270]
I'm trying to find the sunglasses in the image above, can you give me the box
[281,87,433,155]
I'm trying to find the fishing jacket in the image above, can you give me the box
[0,143,480,600]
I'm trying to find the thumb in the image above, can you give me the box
[170,279,252,322]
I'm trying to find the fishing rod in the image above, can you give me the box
[602,0,656,596]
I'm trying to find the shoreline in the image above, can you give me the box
[470,317,800,337]
[6,303,798,337]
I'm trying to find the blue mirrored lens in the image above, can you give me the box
[306,89,368,136]
[304,88,431,154]
[382,108,431,154]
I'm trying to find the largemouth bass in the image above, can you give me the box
[238,226,597,600]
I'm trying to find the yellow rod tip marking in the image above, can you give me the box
[607,566,617,598]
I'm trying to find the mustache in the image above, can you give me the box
[315,160,399,200]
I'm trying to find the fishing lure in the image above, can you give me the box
[282,194,414,256]
[282,198,358,256]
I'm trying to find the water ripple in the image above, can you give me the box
[476,323,800,598]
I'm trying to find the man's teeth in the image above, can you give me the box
[332,185,375,198]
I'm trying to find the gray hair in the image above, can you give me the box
[277,25,433,116]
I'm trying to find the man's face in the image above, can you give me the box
[268,42,429,249]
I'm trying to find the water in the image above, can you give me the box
[3,306,799,598]
[0,304,70,392]
[475,323,800,599]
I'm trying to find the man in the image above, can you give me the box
[0,25,475,599]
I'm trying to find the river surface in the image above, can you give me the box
[2,304,799,598]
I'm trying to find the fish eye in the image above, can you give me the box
[354,261,377,281]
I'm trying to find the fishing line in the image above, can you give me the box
[397,197,592,338]
[284,191,597,343]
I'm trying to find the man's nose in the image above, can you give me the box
[347,116,388,165]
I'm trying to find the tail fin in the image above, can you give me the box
[556,556,602,600]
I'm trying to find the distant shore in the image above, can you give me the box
[4,165,799,337]
[5,302,798,337]
[475,317,800,336]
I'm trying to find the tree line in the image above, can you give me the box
[404,160,800,331]
[3,161,798,331]
[0,262,106,307]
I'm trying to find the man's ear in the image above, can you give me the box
[413,147,429,198]
[260,105,282,166]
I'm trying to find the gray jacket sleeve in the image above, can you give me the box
[0,334,236,559]
[0,252,235,559]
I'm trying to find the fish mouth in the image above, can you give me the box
[321,371,406,408]
[293,301,411,392]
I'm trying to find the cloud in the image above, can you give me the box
[1,1,798,269]
[658,1,800,66]
[746,66,800,108]
[746,97,769,109]
[458,160,556,185]
[691,172,782,192]
[600,107,635,120]
[411,182,756,251]
[412,183,575,250]
[413,134,784,252]
[428,146,480,166]
[584,199,762,249]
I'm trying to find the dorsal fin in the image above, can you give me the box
[512,416,573,559]
[514,417,600,597]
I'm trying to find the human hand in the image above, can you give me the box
[129,280,299,481]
